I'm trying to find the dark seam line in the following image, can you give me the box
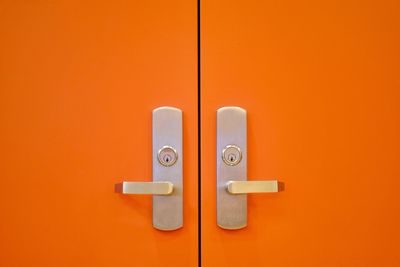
[197,0,201,265]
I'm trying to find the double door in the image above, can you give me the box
[1,0,400,266]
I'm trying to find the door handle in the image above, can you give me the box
[115,107,183,231]
[217,106,284,230]
[115,181,174,195]
[226,180,283,194]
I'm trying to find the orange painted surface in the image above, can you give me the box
[0,1,197,266]
[201,0,400,266]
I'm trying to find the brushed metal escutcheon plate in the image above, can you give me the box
[152,107,183,230]
[217,106,282,230]
[115,106,183,231]
[217,107,248,230]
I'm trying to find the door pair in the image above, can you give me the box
[2,0,400,266]
[115,106,283,230]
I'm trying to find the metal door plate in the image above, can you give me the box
[153,107,183,230]
[217,106,247,229]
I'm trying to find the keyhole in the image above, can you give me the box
[222,145,242,166]
[164,155,171,163]
[158,146,178,167]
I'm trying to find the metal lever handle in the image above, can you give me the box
[115,107,183,231]
[217,106,284,230]
[227,180,283,194]
[115,181,173,195]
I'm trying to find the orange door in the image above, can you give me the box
[201,0,400,266]
[0,1,197,266]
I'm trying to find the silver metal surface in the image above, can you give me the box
[157,145,178,167]
[227,180,280,194]
[115,181,173,195]
[222,145,242,166]
[152,107,183,231]
[217,107,247,230]
[217,106,283,230]
[115,106,182,231]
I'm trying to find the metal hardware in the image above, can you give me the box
[158,145,178,167]
[115,181,173,195]
[115,107,183,231]
[217,106,283,230]
[227,180,281,194]
[222,145,242,166]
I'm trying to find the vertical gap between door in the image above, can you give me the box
[197,0,201,265]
